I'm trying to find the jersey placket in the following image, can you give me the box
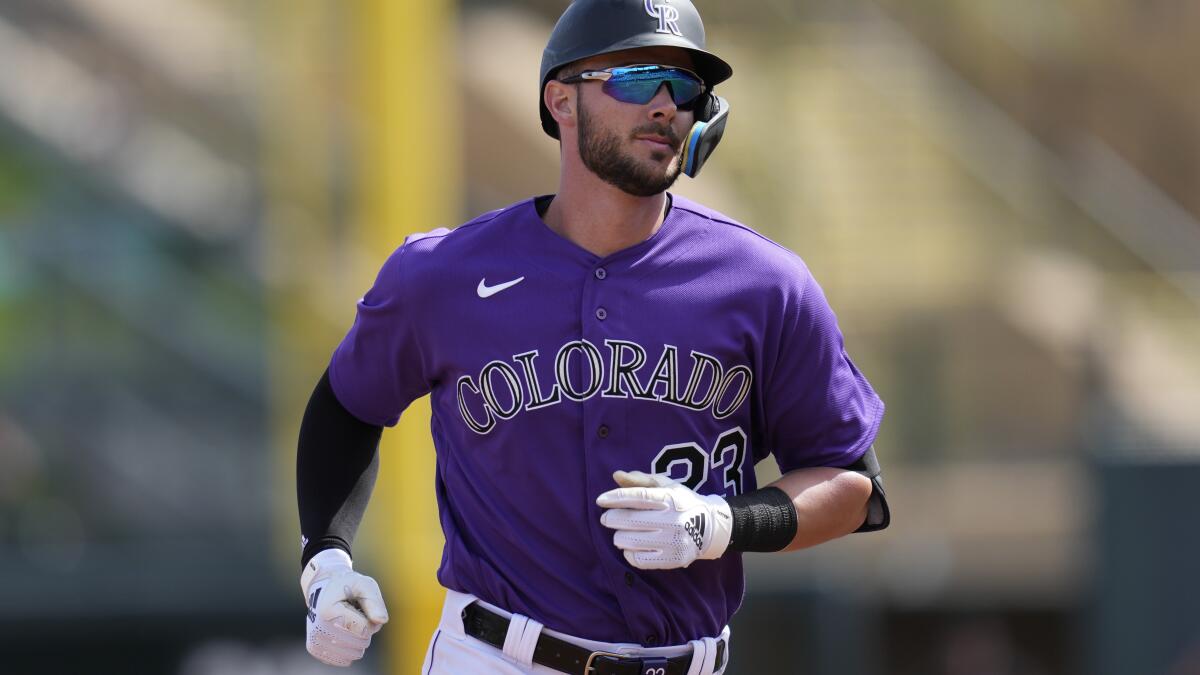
[578,255,667,647]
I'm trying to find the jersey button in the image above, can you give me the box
[597,424,610,439]
[645,634,659,646]
[594,267,607,280]
[624,572,634,586]
[595,307,607,320]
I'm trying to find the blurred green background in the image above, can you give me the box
[1,0,1199,673]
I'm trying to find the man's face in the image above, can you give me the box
[570,47,698,197]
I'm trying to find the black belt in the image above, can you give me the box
[461,603,725,675]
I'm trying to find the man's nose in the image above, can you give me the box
[647,83,677,120]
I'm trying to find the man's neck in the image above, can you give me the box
[542,169,669,258]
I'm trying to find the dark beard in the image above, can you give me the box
[577,101,683,197]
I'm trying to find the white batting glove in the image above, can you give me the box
[596,470,734,570]
[300,549,389,667]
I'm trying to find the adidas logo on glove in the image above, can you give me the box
[683,514,706,550]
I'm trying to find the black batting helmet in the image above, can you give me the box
[539,0,733,139]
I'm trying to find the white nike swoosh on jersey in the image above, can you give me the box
[477,276,525,298]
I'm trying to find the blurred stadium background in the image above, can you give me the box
[1,0,1199,673]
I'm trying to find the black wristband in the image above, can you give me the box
[726,487,798,552]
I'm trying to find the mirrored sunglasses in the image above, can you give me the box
[560,64,707,110]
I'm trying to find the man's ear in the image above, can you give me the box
[544,80,576,133]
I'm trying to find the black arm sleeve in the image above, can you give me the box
[844,446,890,532]
[297,368,383,567]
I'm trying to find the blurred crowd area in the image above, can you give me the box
[1,0,1199,673]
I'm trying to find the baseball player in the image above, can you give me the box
[296,1,890,673]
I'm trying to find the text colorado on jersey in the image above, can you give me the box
[456,339,753,435]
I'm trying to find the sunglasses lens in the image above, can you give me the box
[602,79,663,105]
[670,79,704,108]
[603,67,704,107]
[667,78,704,106]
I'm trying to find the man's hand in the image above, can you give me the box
[301,549,389,667]
[596,470,734,570]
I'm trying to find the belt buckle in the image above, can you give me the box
[583,650,623,674]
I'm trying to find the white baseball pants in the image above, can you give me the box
[422,589,730,675]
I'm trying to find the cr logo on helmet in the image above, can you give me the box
[644,0,683,36]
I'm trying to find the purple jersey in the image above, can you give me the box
[329,194,883,646]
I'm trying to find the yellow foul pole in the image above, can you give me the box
[264,0,457,669]
[351,1,458,673]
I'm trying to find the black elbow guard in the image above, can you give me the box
[845,446,890,532]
